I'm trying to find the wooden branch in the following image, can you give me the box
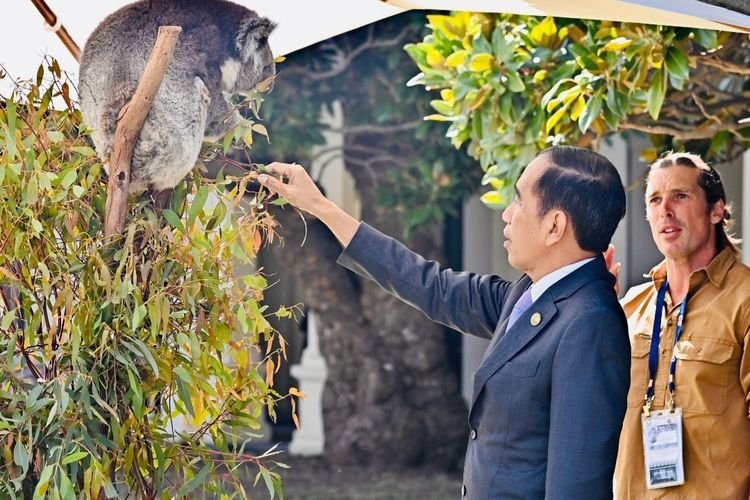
[104,26,182,237]
[700,56,750,76]
[620,119,749,140]
[29,0,81,61]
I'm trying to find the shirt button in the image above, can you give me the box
[470,428,477,440]
[462,485,467,497]
[667,319,674,326]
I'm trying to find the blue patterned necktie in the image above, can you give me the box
[507,288,533,329]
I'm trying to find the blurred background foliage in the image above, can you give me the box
[405,13,750,208]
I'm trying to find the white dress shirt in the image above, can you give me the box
[529,257,595,303]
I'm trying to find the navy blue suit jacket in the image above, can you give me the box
[338,223,630,499]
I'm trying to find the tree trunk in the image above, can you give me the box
[271,200,468,470]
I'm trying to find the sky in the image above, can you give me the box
[1,0,403,95]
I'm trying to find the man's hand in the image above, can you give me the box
[257,162,327,218]
[604,244,621,297]
[257,161,361,247]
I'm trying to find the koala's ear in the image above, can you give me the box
[236,15,277,62]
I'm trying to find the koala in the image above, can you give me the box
[78,0,276,193]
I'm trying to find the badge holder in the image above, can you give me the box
[641,394,685,489]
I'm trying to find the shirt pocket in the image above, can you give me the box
[627,333,651,408]
[672,336,735,414]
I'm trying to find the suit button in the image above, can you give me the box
[470,428,477,440]
[461,484,467,496]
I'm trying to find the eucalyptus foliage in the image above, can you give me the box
[0,60,293,498]
[406,13,746,208]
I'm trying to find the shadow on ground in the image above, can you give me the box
[245,455,462,500]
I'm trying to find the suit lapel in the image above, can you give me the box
[471,299,558,409]
[469,256,613,411]
[481,275,532,356]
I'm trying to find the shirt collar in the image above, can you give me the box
[530,257,595,303]
[647,247,738,290]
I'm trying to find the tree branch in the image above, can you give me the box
[282,26,414,83]
[620,119,749,140]
[699,56,750,76]
[29,0,81,61]
[331,120,424,135]
[104,26,182,237]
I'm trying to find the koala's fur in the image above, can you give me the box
[78,0,276,193]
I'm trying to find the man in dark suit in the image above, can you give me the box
[259,145,630,499]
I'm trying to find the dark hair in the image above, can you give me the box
[534,146,626,253]
[647,151,740,255]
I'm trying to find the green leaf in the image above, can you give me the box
[13,442,29,475]
[505,71,526,93]
[578,93,603,133]
[70,146,96,157]
[61,451,88,465]
[127,369,144,418]
[261,467,277,499]
[647,68,666,119]
[127,338,159,377]
[665,46,689,82]
[222,129,234,153]
[132,303,147,331]
[692,29,717,49]
[57,168,78,189]
[491,25,512,62]
[32,465,55,497]
[606,87,628,117]
[429,99,454,115]
[176,464,210,497]
[5,101,17,160]
[58,469,75,500]
[709,130,729,155]
[162,209,186,233]
[187,187,209,227]
[1,310,16,331]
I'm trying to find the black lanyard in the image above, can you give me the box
[644,280,688,414]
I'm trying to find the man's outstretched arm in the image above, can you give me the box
[258,162,360,247]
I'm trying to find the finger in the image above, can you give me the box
[264,162,293,178]
[257,173,285,194]
[612,262,621,277]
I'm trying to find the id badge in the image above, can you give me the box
[641,408,685,489]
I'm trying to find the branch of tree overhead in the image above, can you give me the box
[280,26,414,82]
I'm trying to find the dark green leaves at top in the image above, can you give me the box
[692,29,718,49]
[665,46,689,83]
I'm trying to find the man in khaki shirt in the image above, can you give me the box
[614,152,750,499]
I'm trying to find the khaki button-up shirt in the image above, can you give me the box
[614,248,750,499]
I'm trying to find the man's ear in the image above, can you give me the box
[545,209,567,246]
[709,199,725,225]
